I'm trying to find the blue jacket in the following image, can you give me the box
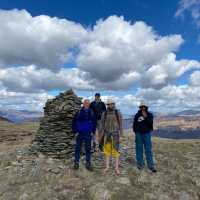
[72,107,96,134]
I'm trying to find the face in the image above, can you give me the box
[107,103,115,110]
[83,99,90,109]
[95,95,100,101]
[139,106,147,111]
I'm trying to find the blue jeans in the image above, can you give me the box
[135,132,154,168]
[75,133,92,165]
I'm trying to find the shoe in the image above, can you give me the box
[149,167,157,173]
[73,163,79,170]
[137,165,144,170]
[86,163,93,171]
[91,149,95,154]
[99,144,103,152]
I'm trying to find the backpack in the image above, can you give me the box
[99,109,121,150]
[103,109,121,128]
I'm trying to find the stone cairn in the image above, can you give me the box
[31,89,82,159]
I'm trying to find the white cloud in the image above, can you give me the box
[135,84,200,112]
[0,9,87,70]
[1,11,197,91]
[189,70,200,85]
[0,89,51,111]
[142,53,200,88]
[1,11,199,91]
[77,16,185,89]
[0,65,94,92]
[0,10,200,112]
[175,0,200,27]
[80,83,200,114]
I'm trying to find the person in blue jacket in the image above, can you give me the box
[72,99,96,171]
[133,102,157,173]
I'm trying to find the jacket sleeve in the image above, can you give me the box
[102,102,106,112]
[72,112,78,134]
[99,111,105,135]
[89,101,94,112]
[91,110,97,134]
[144,113,153,129]
[133,114,138,133]
[118,111,123,136]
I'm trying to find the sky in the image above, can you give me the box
[0,0,200,114]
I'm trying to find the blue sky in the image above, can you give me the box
[0,0,200,114]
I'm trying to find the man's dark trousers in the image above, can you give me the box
[75,132,92,165]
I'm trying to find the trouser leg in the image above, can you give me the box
[74,134,82,164]
[143,132,154,168]
[85,134,92,165]
[135,133,144,167]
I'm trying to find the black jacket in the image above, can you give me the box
[133,110,153,134]
[90,100,106,120]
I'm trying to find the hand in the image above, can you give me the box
[98,133,103,142]
[95,133,99,143]
[75,132,79,138]
[119,134,125,142]
[91,132,95,137]
[142,110,147,118]
[130,131,134,138]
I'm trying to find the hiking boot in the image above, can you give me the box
[91,148,96,154]
[85,163,93,171]
[137,165,144,170]
[73,163,79,170]
[99,144,103,152]
[149,167,157,173]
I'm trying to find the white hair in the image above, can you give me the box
[82,98,90,103]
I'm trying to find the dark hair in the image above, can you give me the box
[95,93,100,97]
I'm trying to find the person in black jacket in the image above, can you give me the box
[90,93,106,151]
[133,102,157,173]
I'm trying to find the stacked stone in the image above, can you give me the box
[31,89,82,159]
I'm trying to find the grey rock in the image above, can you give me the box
[19,193,29,200]
[30,89,82,159]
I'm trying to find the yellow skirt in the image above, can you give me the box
[103,142,120,158]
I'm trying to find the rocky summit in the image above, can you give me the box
[0,117,200,199]
[0,134,200,200]
[1,91,200,200]
[31,89,82,159]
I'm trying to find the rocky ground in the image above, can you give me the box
[0,120,200,200]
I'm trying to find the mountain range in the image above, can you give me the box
[1,108,200,124]
[0,108,43,123]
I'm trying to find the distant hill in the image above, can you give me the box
[174,110,200,117]
[122,110,200,139]
[0,108,43,123]
[0,116,12,123]
[1,108,200,125]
